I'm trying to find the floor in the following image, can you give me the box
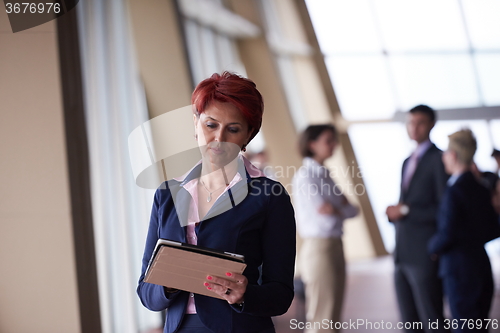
[273,255,500,333]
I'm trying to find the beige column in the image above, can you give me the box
[0,10,80,333]
[128,0,193,119]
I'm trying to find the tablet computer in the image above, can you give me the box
[144,239,247,299]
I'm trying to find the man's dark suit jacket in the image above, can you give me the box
[395,144,448,268]
[137,162,296,333]
[428,171,500,323]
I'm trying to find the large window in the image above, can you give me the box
[307,0,500,120]
[306,0,500,252]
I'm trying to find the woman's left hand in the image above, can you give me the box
[204,272,247,304]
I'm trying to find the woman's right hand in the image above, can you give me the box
[318,202,339,216]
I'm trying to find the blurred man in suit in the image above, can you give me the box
[386,105,448,332]
[428,129,500,332]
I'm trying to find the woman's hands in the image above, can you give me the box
[318,202,339,215]
[318,197,348,216]
[204,272,247,305]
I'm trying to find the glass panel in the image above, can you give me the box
[348,122,411,252]
[276,57,308,131]
[462,0,500,49]
[215,34,235,70]
[214,35,247,75]
[390,54,480,110]
[305,0,381,54]
[184,20,205,86]
[474,53,500,106]
[199,26,219,79]
[373,0,468,52]
[431,119,496,171]
[326,55,396,120]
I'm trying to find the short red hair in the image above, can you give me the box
[191,72,264,143]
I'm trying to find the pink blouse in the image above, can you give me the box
[179,156,264,313]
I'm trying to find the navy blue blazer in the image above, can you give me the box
[428,171,500,277]
[137,161,296,333]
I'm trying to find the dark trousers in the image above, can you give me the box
[443,272,494,332]
[395,264,448,333]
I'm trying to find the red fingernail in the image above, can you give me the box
[226,272,232,277]
[207,287,212,290]
[207,276,213,280]
[204,282,209,286]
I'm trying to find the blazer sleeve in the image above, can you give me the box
[137,188,180,311]
[339,201,359,219]
[435,154,449,198]
[234,184,296,317]
[433,155,449,205]
[294,171,344,232]
[402,151,448,224]
[428,188,462,255]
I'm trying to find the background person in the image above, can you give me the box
[293,124,358,333]
[470,162,498,196]
[494,179,500,215]
[428,129,500,332]
[137,72,296,333]
[492,149,500,175]
[491,149,500,214]
[386,105,449,332]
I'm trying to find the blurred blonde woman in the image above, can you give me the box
[428,129,500,332]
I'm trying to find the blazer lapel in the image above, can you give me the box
[404,144,435,195]
[167,180,191,228]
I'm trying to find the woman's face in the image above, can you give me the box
[310,130,337,162]
[194,100,252,166]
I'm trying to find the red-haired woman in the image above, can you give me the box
[137,72,296,333]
